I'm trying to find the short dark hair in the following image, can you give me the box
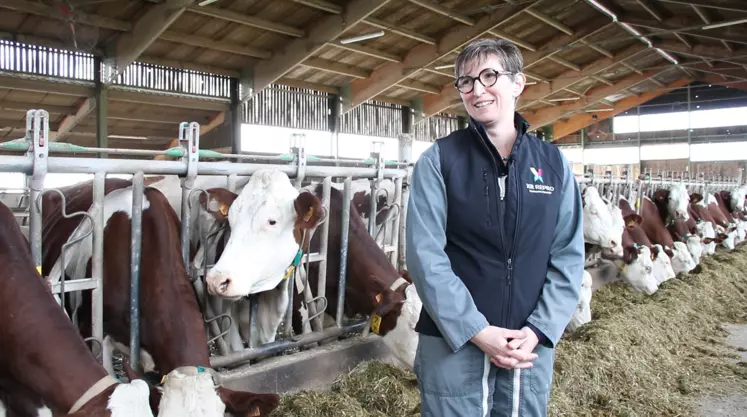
[454,38,524,81]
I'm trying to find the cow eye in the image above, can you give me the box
[268,220,277,226]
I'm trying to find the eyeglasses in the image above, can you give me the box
[454,68,514,94]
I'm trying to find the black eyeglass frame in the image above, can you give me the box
[454,68,515,94]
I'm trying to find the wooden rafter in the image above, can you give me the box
[550,77,692,141]
[342,0,539,113]
[243,0,393,104]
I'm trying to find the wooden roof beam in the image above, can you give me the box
[550,77,691,140]
[187,5,305,38]
[52,97,95,142]
[420,19,616,118]
[243,0,393,104]
[655,0,747,13]
[519,44,649,108]
[110,0,194,83]
[653,40,742,61]
[523,68,671,128]
[341,0,546,113]
[525,9,574,36]
[699,75,747,92]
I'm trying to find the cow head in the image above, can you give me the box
[729,185,747,213]
[696,220,717,256]
[618,245,658,295]
[378,271,422,370]
[715,225,737,250]
[690,193,705,207]
[679,233,703,266]
[670,241,697,274]
[582,186,623,255]
[650,244,676,285]
[202,169,323,299]
[657,184,690,221]
[567,270,593,332]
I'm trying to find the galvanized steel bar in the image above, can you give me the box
[336,177,352,328]
[210,318,368,369]
[27,110,49,274]
[129,172,145,373]
[312,177,332,332]
[398,182,409,272]
[389,176,403,267]
[90,171,106,345]
[0,156,407,179]
[180,122,200,271]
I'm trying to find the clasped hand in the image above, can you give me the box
[470,326,539,369]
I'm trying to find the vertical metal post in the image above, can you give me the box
[313,177,332,332]
[129,172,144,373]
[94,56,108,159]
[398,169,411,272]
[336,177,352,327]
[687,84,692,173]
[180,122,199,271]
[27,110,49,274]
[230,77,242,155]
[390,176,404,267]
[91,171,106,346]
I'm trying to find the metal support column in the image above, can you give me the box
[94,56,108,159]
[230,78,241,155]
[328,94,340,160]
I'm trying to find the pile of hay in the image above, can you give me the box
[270,245,747,417]
[549,246,747,416]
[269,361,420,417]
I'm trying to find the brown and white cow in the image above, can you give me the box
[616,197,676,287]
[690,192,738,250]
[41,179,281,417]
[651,188,704,266]
[197,180,422,370]
[0,200,154,417]
[638,196,697,275]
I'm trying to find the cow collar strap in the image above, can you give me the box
[362,277,410,337]
[159,365,223,387]
[68,374,119,414]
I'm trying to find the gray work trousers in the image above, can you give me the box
[414,334,555,417]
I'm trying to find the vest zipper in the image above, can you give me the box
[483,169,491,226]
[471,123,510,328]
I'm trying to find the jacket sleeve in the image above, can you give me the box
[526,151,585,347]
[406,143,490,352]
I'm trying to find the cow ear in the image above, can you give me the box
[702,237,713,244]
[623,246,637,263]
[690,193,703,204]
[375,287,406,317]
[623,214,643,228]
[294,191,323,230]
[199,188,238,221]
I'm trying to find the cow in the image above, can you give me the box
[718,190,747,243]
[689,193,737,250]
[567,270,593,332]
[146,170,324,300]
[617,197,676,287]
[582,186,624,257]
[197,180,422,370]
[638,196,697,275]
[0,200,155,417]
[653,183,691,223]
[41,179,281,417]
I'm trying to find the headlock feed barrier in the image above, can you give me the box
[0,109,412,378]
[576,167,744,269]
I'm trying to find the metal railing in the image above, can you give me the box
[1,109,412,374]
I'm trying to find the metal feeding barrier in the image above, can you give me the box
[577,167,744,216]
[1,109,412,374]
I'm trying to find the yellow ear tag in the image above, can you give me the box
[370,314,382,335]
[375,293,383,304]
[36,265,42,275]
[303,207,313,222]
[219,204,229,217]
[626,220,636,228]
[160,375,167,385]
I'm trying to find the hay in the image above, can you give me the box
[270,245,747,417]
[269,361,420,417]
[549,245,747,417]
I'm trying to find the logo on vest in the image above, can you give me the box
[527,167,555,194]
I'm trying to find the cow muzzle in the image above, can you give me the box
[206,273,232,296]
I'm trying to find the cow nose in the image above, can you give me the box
[207,274,231,295]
